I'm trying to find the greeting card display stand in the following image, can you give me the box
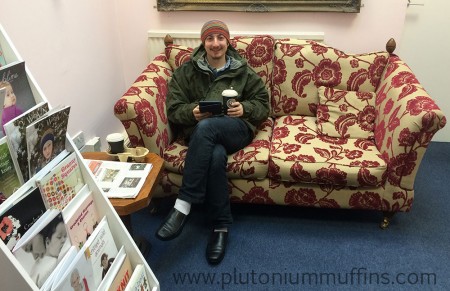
[0,23,159,291]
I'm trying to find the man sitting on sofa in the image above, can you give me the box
[155,20,269,265]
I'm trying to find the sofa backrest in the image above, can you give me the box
[164,36,389,118]
[272,39,389,117]
[230,35,275,101]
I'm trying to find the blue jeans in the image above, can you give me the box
[178,116,253,228]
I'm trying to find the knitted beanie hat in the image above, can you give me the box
[40,128,55,150]
[200,20,230,43]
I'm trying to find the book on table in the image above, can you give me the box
[85,159,152,198]
[61,184,100,250]
[0,185,47,251]
[25,105,71,179]
[0,61,37,139]
[3,101,50,183]
[35,150,85,211]
[0,136,21,198]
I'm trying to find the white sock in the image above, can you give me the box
[214,227,228,232]
[174,198,191,215]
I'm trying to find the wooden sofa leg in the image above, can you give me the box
[380,212,395,229]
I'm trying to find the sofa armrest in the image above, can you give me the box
[375,55,446,192]
[114,54,174,157]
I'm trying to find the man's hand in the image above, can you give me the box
[193,105,212,121]
[227,101,244,117]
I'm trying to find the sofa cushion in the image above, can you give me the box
[163,118,273,179]
[272,39,389,117]
[316,86,376,139]
[269,115,386,187]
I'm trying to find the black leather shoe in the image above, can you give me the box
[206,230,228,265]
[155,208,188,241]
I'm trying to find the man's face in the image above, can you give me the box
[204,33,228,61]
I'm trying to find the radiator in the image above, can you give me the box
[147,30,325,61]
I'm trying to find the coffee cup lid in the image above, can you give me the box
[222,87,238,97]
[106,133,124,142]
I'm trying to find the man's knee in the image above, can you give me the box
[210,145,227,169]
[192,118,216,137]
[194,118,212,134]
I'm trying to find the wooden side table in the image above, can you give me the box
[81,151,164,255]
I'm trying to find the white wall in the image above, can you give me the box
[147,0,407,54]
[0,0,152,149]
[397,0,450,141]
[3,0,446,148]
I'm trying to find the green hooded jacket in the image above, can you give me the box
[166,44,270,139]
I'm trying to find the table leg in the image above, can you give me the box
[120,214,133,234]
[119,214,151,257]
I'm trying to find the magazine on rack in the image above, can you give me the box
[40,245,77,291]
[0,185,46,250]
[12,210,71,288]
[3,101,50,183]
[96,245,132,291]
[35,151,84,210]
[52,216,118,291]
[125,264,152,291]
[26,105,70,178]
[61,184,100,250]
[0,61,37,138]
[0,136,21,198]
[0,41,6,67]
[85,159,152,198]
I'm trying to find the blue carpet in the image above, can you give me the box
[131,141,450,290]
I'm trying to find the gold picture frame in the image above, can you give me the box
[157,0,362,13]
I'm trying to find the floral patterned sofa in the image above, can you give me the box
[114,35,446,228]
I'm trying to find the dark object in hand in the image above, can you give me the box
[199,101,223,115]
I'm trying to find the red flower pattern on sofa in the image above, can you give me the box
[114,35,446,227]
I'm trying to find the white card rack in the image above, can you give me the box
[0,23,159,291]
